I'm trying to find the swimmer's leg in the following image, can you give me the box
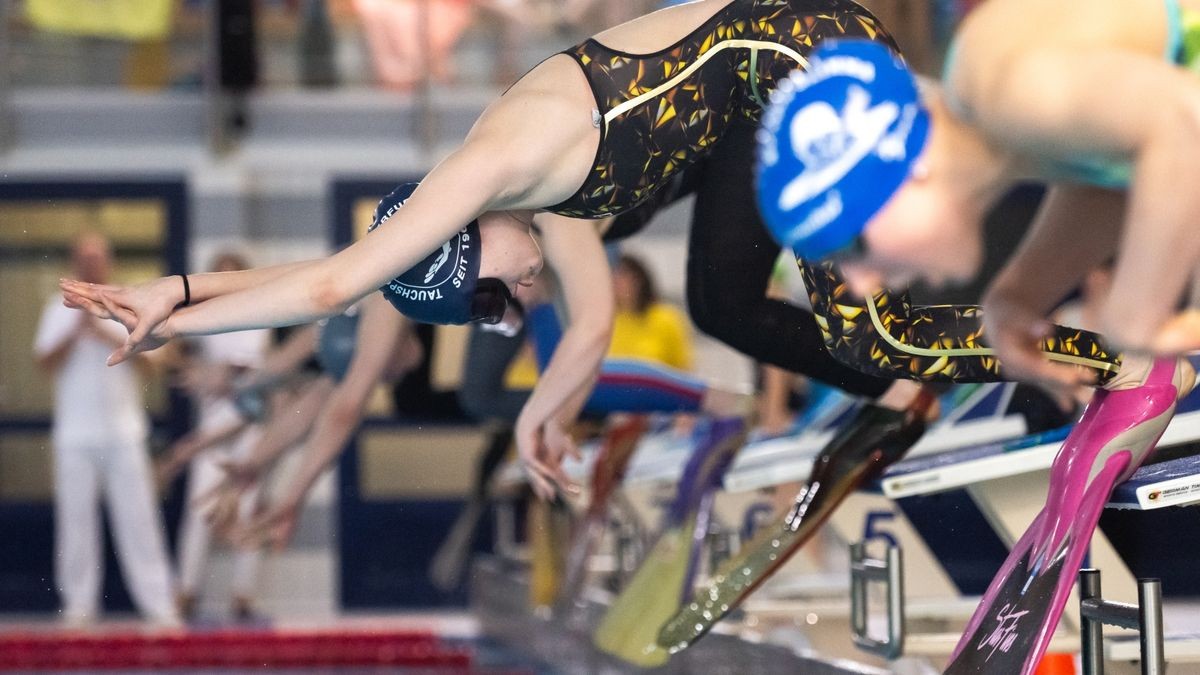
[686,119,892,398]
[799,259,1122,385]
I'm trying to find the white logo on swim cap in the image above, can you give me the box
[424,241,452,283]
[778,85,899,212]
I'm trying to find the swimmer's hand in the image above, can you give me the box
[60,276,180,365]
[193,459,263,539]
[516,415,581,501]
[982,291,1098,390]
[1151,310,1200,354]
[234,499,302,552]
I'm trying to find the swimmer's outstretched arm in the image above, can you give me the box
[516,212,614,499]
[67,88,594,364]
[162,149,506,337]
[952,24,1200,351]
[245,324,320,389]
[93,151,497,363]
[242,294,409,548]
[63,260,320,329]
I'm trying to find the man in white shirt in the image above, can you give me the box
[33,232,179,626]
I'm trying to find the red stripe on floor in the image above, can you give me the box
[0,629,472,670]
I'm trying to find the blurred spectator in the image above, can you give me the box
[557,0,654,38]
[25,0,173,41]
[608,254,692,370]
[354,0,476,89]
[163,251,270,621]
[33,232,179,627]
[297,0,340,86]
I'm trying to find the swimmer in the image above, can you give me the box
[756,0,1200,386]
[62,0,908,498]
[207,292,422,549]
[61,0,1122,500]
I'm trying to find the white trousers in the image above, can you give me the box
[54,434,178,623]
[176,431,263,600]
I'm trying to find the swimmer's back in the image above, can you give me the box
[947,0,1200,188]
[950,0,1182,108]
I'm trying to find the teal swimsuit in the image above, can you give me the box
[944,0,1200,188]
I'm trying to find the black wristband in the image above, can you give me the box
[178,274,191,308]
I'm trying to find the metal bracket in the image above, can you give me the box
[850,541,905,659]
[1079,568,1165,675]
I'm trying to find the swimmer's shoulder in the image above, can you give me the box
[462,57,602,208]
[955,0,1172,70]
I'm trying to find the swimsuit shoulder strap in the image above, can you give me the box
[1165,0,1185,62]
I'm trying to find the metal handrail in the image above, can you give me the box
[1079,569,1165,675]
[850,542,905,659]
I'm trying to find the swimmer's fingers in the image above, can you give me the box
[1000,346,1097,390]
[62,290,113,320]
[236,507,297,552]
[107,320,172,366]
[545,419,582,462]
[550,464,579,496]
[526,454,577,499]
[98,292,138,333]
[265,508,300,552]
[230,512,270,550]
[991,318,1097,389]
[59,280,120,307]
[193,483,230,516]
[524,460,558,501]
[515,424,555,500]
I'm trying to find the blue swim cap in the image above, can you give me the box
[369,183,485,325]
[756,39,930,260]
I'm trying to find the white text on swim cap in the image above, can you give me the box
[787,190,843,243]
[388,283,444,302]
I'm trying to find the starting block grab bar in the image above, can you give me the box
[1079,569,1165,675]
[850,542,905,660]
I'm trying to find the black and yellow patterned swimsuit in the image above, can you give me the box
[799,261,1121,384]
[562,1,1123,386]
[547,0,890,218]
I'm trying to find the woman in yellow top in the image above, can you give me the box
[608,254,692,371]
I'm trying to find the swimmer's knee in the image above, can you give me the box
[686,287,730,341]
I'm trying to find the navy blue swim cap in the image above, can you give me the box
[369,183,487,325]
[756,39,930,260]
